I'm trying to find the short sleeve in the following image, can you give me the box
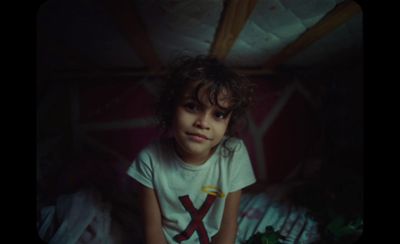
[229,140,256,192]
[127,149,154,189]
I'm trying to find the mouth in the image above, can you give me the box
[186,132,210,141]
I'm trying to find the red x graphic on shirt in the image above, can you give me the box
[173,194,217,244]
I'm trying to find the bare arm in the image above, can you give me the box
[140,185,167,244]
[211,190,242,244]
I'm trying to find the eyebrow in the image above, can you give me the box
[182,99,232,113]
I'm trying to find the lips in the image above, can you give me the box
[186,132,209,140]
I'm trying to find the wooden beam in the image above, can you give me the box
[53,67,275,79]
[209,0,258,60]
[264,0,362,69]
[101,0,163,70]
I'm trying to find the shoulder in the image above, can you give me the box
[136,139,162,159]
[136,138,172,162]
[218,137,248,160]
[223,137,246,152]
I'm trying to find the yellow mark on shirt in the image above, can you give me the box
[201,185,225,198]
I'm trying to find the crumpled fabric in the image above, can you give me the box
[237,188,320,244]
[37,189,113,244]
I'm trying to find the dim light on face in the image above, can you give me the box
[172,83,232,164]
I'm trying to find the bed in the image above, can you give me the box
[37,179,320,244]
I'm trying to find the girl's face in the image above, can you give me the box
[172,83,232,164]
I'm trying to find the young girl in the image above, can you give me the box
[127,55,256,244]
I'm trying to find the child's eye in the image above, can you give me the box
[214,111,228,119]
[184,102,198,112]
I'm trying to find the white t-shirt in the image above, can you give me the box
[127,137,256,244]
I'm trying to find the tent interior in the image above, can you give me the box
[37,0,364,243]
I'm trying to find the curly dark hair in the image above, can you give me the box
[156,55,254,139]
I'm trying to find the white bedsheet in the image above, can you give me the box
[38,186,320,243]
[237,191,320,243]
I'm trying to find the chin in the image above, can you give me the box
[183,143,210,155]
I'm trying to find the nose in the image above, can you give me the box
[194,112,210,130]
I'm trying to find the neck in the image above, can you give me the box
[173,140,213,165]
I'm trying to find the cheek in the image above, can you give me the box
[219,119,231,135]
[173,108,191,129]
[215,121,230,135]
